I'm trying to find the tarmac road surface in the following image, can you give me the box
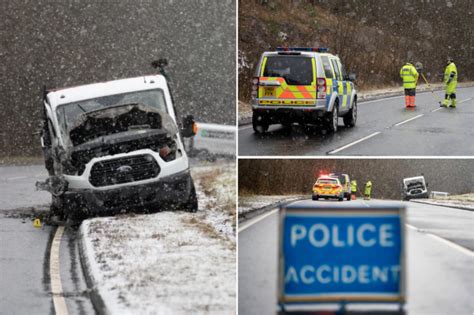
[239,86,474,156]
[238,199,474,315]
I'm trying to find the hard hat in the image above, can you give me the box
[446,56,453,63]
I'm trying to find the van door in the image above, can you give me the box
[258,55,316,106]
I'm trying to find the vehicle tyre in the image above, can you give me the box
[343,98,357,127]
[312,195,318,201]
[252,113,269,134]
[182,181,198,213]
[51,195,65,218]
[338,196,344,201]
[326,103,339,133]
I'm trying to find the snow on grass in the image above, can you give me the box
[239,194,306,215]
[412,193,474,210]
[79,163,236,314]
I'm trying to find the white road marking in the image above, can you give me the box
[327,132,381,155]
[239,124,253,131]
[359,95,404,104]
[50,226,69,315]
[393,114,424,127]
[431,98,471,112]
[458,97,472,104]
[239,208,278,233]
[406,224,474,258]
[6,176,27,181]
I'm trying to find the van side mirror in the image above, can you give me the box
[348,73,357,81]
[181,115,197,138]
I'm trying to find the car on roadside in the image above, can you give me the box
[37,60,199,223]
[312,175,345,201]
[251,47,357,134]
[329,172,351,201]
[402,176,429,200]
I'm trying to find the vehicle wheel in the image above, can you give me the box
[326,104,339,133]
[65,208,87,228]
[252,113,269,134]
[182,181,198,213]
[343,98,357,127]
[51,195,65,218]
[338,196,344,201]
[312,195,318,201]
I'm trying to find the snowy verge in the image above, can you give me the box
[78,163,236,314]
[238,195,306,222]
[410,195,474,211]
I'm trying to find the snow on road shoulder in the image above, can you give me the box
[411,193,474,210]
[79,163,236,314]
[239,194,306,215]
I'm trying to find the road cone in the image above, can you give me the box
[33,218,42,228]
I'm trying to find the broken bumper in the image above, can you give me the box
[63,169,193,215]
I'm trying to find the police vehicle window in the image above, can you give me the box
[339,62,347,79]
[318,179,338,185]
[263,56,313,85]
[321,56,334,78]
[331,59,342,80]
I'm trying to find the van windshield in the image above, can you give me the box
[263,56,313,85]
[56,89,168,136]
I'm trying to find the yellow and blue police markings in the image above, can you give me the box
[279,203,405,306]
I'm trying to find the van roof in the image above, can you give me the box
[46,75,168,109]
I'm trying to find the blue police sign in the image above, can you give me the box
[278,200,406,307]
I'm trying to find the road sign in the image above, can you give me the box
[278,200,406,311]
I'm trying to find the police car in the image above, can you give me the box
[251,47,357,133]
[312,175,345,201]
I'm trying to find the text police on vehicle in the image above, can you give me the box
[278,200,406,313]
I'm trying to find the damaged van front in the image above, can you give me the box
[37,74,198,222]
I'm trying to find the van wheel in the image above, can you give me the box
[343,98,357,127]
[312,195,318,201]
[326,104,339,133]
[51,195,65,218]
[252,113,269,134]
[182,181,198,213]
[338,197,344,201]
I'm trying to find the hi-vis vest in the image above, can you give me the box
[350,180,357,193]
[365,181,372,194]
[444,62,458,85]
[400,63,419,89]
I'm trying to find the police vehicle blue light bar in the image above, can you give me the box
[276,47,329,52]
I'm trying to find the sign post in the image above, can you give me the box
[278,200,406,314]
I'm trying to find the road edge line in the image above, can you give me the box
[239,208,279,233]
[327,132,381,155]
[406,224,474,258]
[50,226,69,315]
[393,114,424,127]
[77,222,110,315]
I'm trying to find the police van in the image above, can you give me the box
[251,47,357,133]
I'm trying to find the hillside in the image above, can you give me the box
[238,0,473,102]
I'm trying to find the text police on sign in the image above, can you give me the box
[278,200,406,307]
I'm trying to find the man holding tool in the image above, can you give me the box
[441,57,458,108]
[417,62,443,106]
[400,60,419,108]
